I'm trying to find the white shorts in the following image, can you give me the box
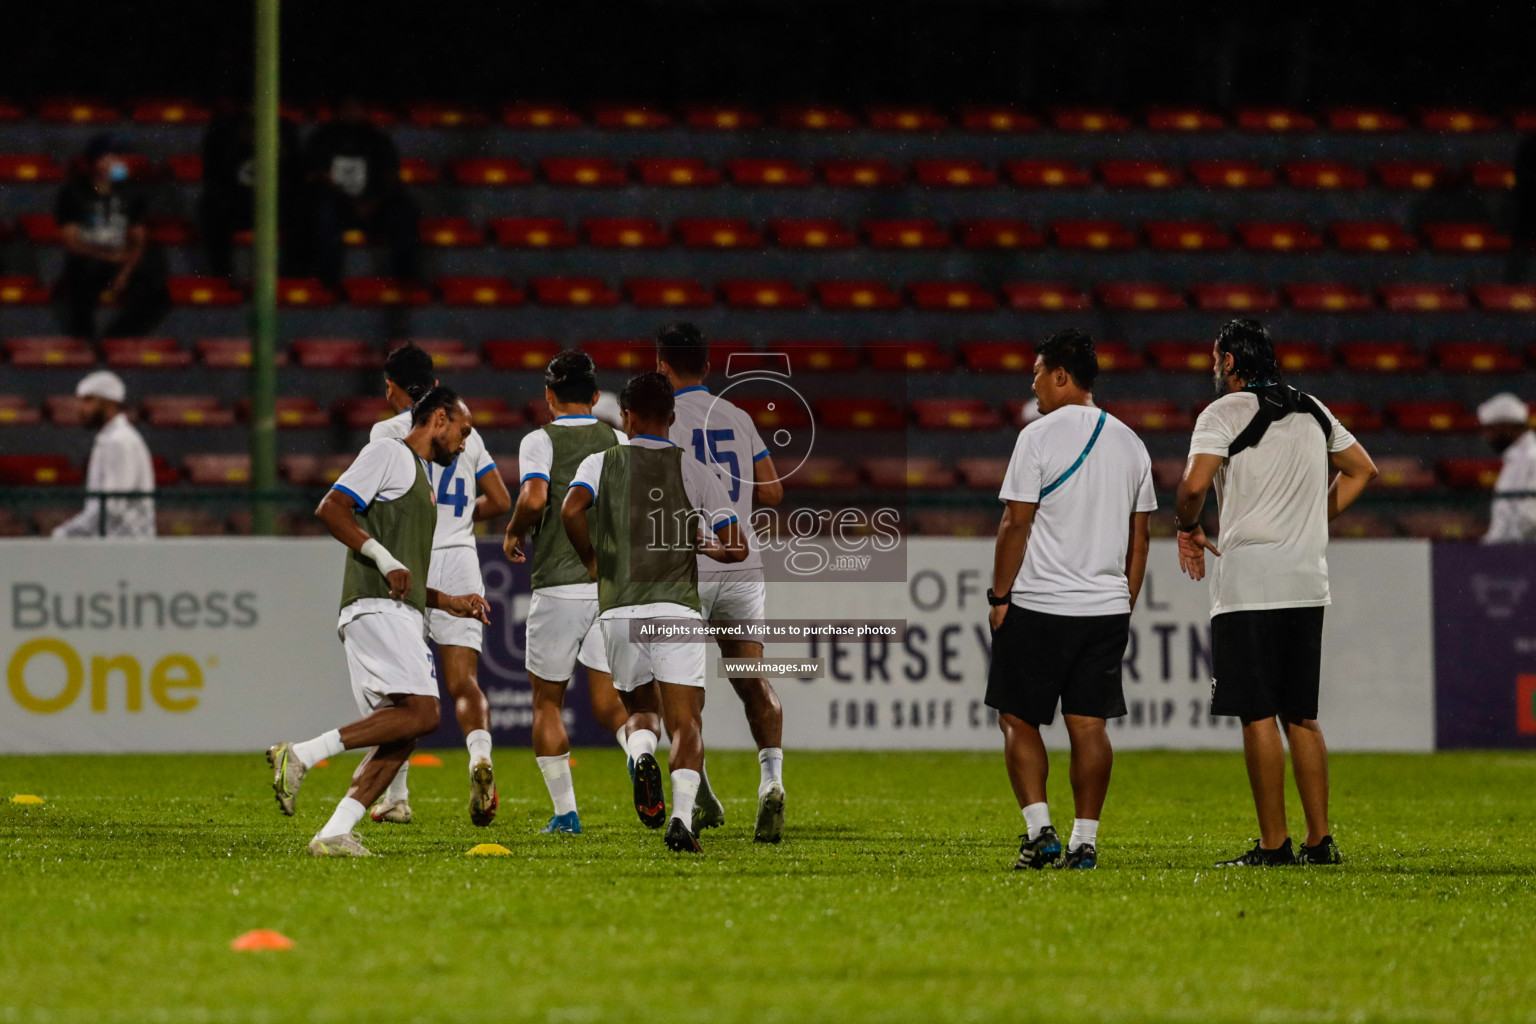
[698,578,767,623]
[601,616,707,692]
[342,611,440,714]
[424,546,485,651]
[525,591,609,681]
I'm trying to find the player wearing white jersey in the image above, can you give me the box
[366,344,512,827]
[657,322,787,844]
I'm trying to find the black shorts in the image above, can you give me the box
[1210,606,1325,723]
[985,605,1130,727]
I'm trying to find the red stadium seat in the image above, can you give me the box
[342,278,432,306]
[448,158,533,186]
[784,458,858,490]
[867,106,948,131]
[1145,221,1231,252]
[276,278,336,307]
[0,454,82,485]
[1422,108,1499,133]
[908,281,996,312]
[530,278,620,307]
[398,158,438,185]
[41,394,85,427]
[1145,342,1213,372]
[911,399,1001,430]
[584,217,668,249]
[1472,284,1536,312]
[1274,342,1334,373]
[867,342,955,372]
[635,158,720,187]
[151,455,179,487]
[865,219,950,249]
[777,105,857,131]
[580,341,651,371]
[1052,108,1131,132]
[155,510,224,536]
[196,338,266,368]
[406,102,488,129]
[1091,343,1145,371]
[957,220,1044,250]
[1373,457,1437,490]
[38,97,120,123]
[1468,161,1515,190]
[280,455,324,486]
[1330,512,1397,539]
[0,99,21,122]
[17,214,61,243]
[292,337,381,369]
[1099,160,1185,189]
[1388,401,1478,433]
[142,396,236,428]
[730,397,812,431]
[168,276,241,306]
[0,395,41,425]
[103,337,191,369]
[334,397,395,430]
[436,276,524,307]
[1006,160,1093,190]
[1188,160,1277,189]
[725,159,813,187]
[462,398,523,430]
[143,214,195,245]
[781,341,859,372]
[419,216,483,247]
[391,338,479,370]
[1374,160,1450,190]
[5,336,93,368]
[625,278,713,309]
[815,398,905,430]
[1191,283,1280,313]
[815,281,902,311]
[1440,458,1505,490]
[1423,223,1510,253]
[1332,222,1417,253]
[593,104,672,130]
[237,397,328,429]
[1327,107,1408,132]
[1146,107,1225,132]
[957,457,1010,490]
[1102,400,1194,432]
[0,276,50,305]
[1150,459,1185,491]
[1433,342,1524,373]
[1378,283,1467,312]
[1284,161,1368,189]
[502,103,582,129]
[0,154,65,183]
[1327,402,1385,433]
[959,341,1034,373]
[1002,282,1092,312]
[684,105,762,131]
[1397,510,1485,542]
[820,159,906,187]
[1052,220,1137,250]
[490,218,576,248]
[720,280,808,310]
[676,219,763,249]
[912,509,997,536]
[913,160,998,187]
[483,340,560,371]
[1337,342,1428,373]
[540,157,627,187]
[959,106,1041,132]
[771,219,857,249]
[1095,283,1186,312]
[132,99,210,124]
[863,458,957,490]
[1285,283,1373,312]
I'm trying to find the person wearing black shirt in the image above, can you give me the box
[303,96,420,290]
[54,133,170,339]
[199,102,305,279]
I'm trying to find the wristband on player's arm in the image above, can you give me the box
[360,537,407,577]
[1175,519,1201,534]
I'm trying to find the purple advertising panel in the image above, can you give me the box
[421,540,607,748]
[1433,544,1536,749]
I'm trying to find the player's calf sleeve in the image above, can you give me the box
[758,747,784,791]
[536,754,577,816]
[628,729,659,759]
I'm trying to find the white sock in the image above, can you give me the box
[315,797,366,841]
[615,726,630,752]
[758,747,784,792]
[292,729,344,769]
[536,754,577,816]
[1069,818,1099,852]
[466,729,493,768]
[1022,802,1052,841]
[383,759,409,803]
[628,729,658,759]
[670,768,700,827]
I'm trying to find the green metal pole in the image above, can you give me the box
[250,0,280,535]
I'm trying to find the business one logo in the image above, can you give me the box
[1471,575,1528,620]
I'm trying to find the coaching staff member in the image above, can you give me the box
[1175,320,1377,867]
[987,329,1156,871]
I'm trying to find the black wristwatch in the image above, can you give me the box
[986,588,1011,607]
[1176,519,1201,534]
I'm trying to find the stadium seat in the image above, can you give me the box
[1190,283,1280,313]
[1095,283,1186,312]
[777,105,857,131]
[1327,107,1408,132]
[142,395,236,428]
[911,399,1002,430]
[866,219,950,249]
[462,398,523,430]
[0,276,50,305]
[913,159,998,187]
[783,341,859,372]
[625,278,714,309]
[131,99,210,124]
[908,281,997,311]
[1440,458,1504,490]
[502,102,582,128]
[1326,402,1384,432]
[1052,108,1131,133]
[868,342,955,371]
[1434,342,1524,373]
[634,158,721,187]
[183,454,250,485]
[1337,342,1427,372]
[584,217,668,249]
[490,218,576,248]
[1087,342,1144,371]
[397,158,438,185]
[168,276,242,306]
[581,340,651,370]
[1146,342,1213,372]
[957,457,1009,490]
[959,341,1033,372]
[912,509,995,537]
[237,396,327,428]
[406,102,488,129]
[157,510,225,536]
[863,457,957,490]
[38,97,120,123]
[1387,400,1478,432]
[725,159,814,187]
[959,106,1041,132]
[1397,510,1485,541]
[957,220,1044,249]
[1002,282,1092,311]
[1286,283,1373,312]
[1469,161,1515,190]
[1145,221,1231,252]
[103,337,191,369]
[676,219,763,249]
[5,336,94,368]
[684,105,762,130]
[1100,160,1185,189]
[814,398,905,430]
[392,338,479,369]
[279,454,323,486]
[0,154,64,183]
[419,217,483,247]
[436,276,524,306]
[0,454,82,485]
[820,159,906,187]
[1472,284,1536,311]
[1150,459,1185,491]
[334,397,394,429]
[1423,108,1500,133]
[771,219,857,249]
[17,213,61,243]
[1332,222,1417,254]
[483,339,560,371]
[342,278,431,306]
[731,397,813,430]
[1274,342,1334,373]
[1005,160,1092,188]
[1188,160,1277,189]
[815,281,903,310]
[0,395,41,425]
[867,106,948,131]
[1370,457,1436,489]
[592,104,672,130]
[1329,511,1397,538]
[1284,161,1368,189]
[1052,220,1137,250]
[540,157,627,186]
[1235,222,1324,253]
[530,278,620,307]
[1378,283,1467,312]
[1423,223,1510,253]
[291,337,380,369]
[1102,400,1194,432]
[783,458,858,490]
[1374,160,1450,190]
[145,214,196,245]
[276,278,336,307]
[448,158,533,186]
[720,280,809,310]
[1147,107,1225,132]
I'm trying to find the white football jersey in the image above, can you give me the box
[371,410,497,550]
[668,385,767,574]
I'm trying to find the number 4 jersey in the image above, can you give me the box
[372,410,497,550]
[669,385,767,578]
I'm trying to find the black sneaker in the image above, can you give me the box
[1299,835,1343,865]
[1215,837,1297,867]
[632,753,666,830]
[664,817,702,853]
[1012,826,1062,870]
[1057,843,1097,870]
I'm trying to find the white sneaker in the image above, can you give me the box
[308,831,373,857]
[266,742,307,817]
[469,759,498,827]
[370,799,412,824]
[754,782,785,844]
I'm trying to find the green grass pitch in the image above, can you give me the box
[2,749,1534,1023]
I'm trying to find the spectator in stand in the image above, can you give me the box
[303,96,420,290]
[53,133,170,340]
[52,371,156,539]
[199,101,306,280]
[1479,393,1536,544]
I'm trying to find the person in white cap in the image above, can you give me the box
[1479,392,1536,544]
[52,370,156,538]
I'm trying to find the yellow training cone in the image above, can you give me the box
[10,795,44,805]
[466,843,511,857]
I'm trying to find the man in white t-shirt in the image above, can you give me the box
[987,329,1156,872]
[1175,319,1378,869]
[1477,392,1536,544]
[51,370,156,539]
[367,344,512,828]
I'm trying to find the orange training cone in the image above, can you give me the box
[230,929,294,951]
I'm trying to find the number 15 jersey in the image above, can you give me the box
[669,384,767,577]
[372,409,497,551]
